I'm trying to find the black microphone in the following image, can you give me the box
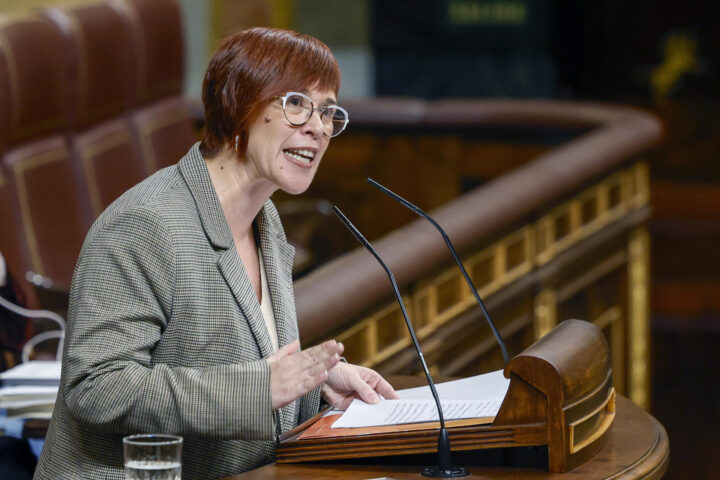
[367,178,510,366]
[333,206,469,479]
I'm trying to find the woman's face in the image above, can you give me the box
[243,86,335,195]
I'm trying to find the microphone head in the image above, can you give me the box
[367,177,429,218]
[332,206,369,246]
[367,177,394,197]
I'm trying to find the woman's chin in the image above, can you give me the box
[280,181,312,196]
[274,167,320,195]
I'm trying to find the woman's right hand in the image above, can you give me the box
[267,339,343,410]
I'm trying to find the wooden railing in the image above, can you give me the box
[293,99,662,409]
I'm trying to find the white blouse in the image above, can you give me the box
[258,248,279,351]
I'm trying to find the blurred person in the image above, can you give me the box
[34,27,396,480]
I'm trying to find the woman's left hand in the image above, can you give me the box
[322,362,398,410]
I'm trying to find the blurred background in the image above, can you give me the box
[1,1,718,478]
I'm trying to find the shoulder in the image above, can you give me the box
[70,180,185,314]
[73,173,199,287]
[85,166,197,245]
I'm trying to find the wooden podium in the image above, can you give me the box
[225,320,668,479]
[274,320,622,473]
[225,394,668,479]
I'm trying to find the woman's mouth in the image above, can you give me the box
[283,148,315,165]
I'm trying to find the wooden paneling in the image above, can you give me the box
[313,162,652,407]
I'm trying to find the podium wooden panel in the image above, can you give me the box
[224,395,668,480]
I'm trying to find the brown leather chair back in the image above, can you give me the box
[0,15,87,288]
[43,1,136,128]
[0,15,70,147]
[116,0,194,172]
[72,118,146,217]
[132,96,196,173]
[0,0,194,307]
[115,0,184,105]
[3,138,85,286]
[44,1,147,218]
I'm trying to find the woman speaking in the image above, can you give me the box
[35,27,396,480]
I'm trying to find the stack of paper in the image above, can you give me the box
[331,369,510,429]
[0,361,60,418]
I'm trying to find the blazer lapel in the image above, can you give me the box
[257,202,299,433]
[217,250,276,359]
[178,143,274,359]
[177,144,232,252]
[257,207,297,350]
[179,146,300,433]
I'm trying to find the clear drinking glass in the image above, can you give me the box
[123,434,182,480]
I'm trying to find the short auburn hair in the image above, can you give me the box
[200,27,341,158]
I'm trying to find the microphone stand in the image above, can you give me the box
[333,206,469,478]
[367,178,510,366]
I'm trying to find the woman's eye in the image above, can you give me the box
[288,96,305,107]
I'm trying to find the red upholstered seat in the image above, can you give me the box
[43,1,135,127]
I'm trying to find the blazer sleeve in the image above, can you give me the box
[61,206,275,441]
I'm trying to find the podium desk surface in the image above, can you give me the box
[223,394,668,480]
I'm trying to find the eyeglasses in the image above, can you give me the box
[277,92,349,138]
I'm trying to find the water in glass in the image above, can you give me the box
[125,459,181,480]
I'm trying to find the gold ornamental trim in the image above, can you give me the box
[332,162,650,372]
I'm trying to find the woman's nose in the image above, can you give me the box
[302,109,325,138]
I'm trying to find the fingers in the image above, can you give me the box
[269,340,344,410]
[330,364,381,404]
[351,378,381,404]
[351,369,398,404]
[267,339,300,365]
[373,376,398,400]
[325,364,400,408]
[321,384,345,409]
[303,340,343,374]
[279,339,301,355]
[322,383,360,411]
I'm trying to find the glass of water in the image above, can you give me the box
[123,434,182,480]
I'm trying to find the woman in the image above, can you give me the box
[35,27,396,480]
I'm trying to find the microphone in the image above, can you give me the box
[333,206,469,478]
[367,178,510,366]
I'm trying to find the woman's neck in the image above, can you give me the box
[206,148,276,235]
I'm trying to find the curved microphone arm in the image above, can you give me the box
[368,178,510,366]
[333,206,446,428]
[333,205,470,477]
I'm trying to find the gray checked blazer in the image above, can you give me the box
[34,143,321,480]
